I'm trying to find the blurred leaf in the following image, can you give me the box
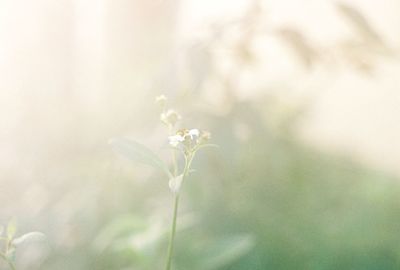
[339,41,375,73]
[93,215,147,252]
[110,137,172,178]
[12,232,46,246]
[199,235,254,270]
[0,225,3,237]
[94,215,169,270]
[277,27,318,68]
[336,3,382,44]
[114,222,164,256]
[7,219,17,240]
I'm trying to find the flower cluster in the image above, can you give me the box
[168,129,198,147]
[156,95,211,153]
[168,128,210,151]
[155,94,213,195]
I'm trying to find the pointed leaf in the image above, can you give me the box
[337,3,382,43]
[110,137,172,178]
[12,232,46,246]
[7,219,16,240]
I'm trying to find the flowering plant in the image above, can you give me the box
[110,95,216,270]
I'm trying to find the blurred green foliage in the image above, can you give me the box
[34,98,400,270]
[190,100,400,270]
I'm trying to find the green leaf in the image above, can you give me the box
[110,137,172,178]
[201,234,255,270]
[12,232,46,246]
[93,215,146,252]
[7,219,16,240]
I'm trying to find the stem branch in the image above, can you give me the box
[0,253,16,270]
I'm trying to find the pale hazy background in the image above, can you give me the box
[0,0,400,269]
[1,0,400,176]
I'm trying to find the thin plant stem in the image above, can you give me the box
[0,253,16,270]
[165,124,180,270]
[168,125,178,176]
[165,194,180,270]
[171,150,178,176]
[165,152,194,270]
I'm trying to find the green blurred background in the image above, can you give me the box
[1,0,400,269]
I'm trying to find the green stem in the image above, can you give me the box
[171,150,178,176]
[165,152,195,270]
[165,125,180,270]
[165,194,180,270]
[0,253,16,270]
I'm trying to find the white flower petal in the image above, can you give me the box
[168,135,184,147]
[188,129,200,139]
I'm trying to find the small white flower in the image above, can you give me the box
[188,129,199,139]
[168,128,202,148]
[169,174,184,193]
[168,134,185,147]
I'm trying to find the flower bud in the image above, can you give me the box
[198,130,211,144]
[160,109,182,126]
[155,95,167,107]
